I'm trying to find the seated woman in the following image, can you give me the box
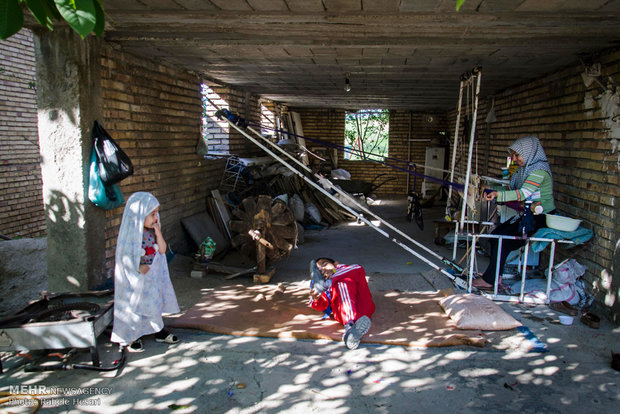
[473,136,556,290]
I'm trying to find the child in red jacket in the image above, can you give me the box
[309,257,375,350]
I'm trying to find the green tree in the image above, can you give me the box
[0,0,105,40]
[344,109,389,161]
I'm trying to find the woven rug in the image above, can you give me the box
[168,282,487,347]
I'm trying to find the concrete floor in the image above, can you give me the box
[0,197,618,413]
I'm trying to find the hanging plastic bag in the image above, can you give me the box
[88,147,125,209]
[93,120,134,185]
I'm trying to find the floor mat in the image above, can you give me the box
[168,283,487,348]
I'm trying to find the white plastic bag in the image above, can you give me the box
[305,202,322,224]
[509,259,586,304]
[331,169,351,180]
[552,259,586,284]
[288,194,305,222]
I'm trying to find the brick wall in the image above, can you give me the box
[452,49,620,321]
[100,46,225,275]
[295,108,449,196]
[0,29,46,238]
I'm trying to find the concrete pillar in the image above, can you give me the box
[33,27,106,291]
[611,206,620,324]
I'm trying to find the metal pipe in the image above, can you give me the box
[244,124,456,266]
[495,236,503,288]
[519,240,531,302]
[446,80,465,219]
[546,241,556,305]
[468,235,477,292]
[406,111,412,193]
[227,121,462,283]
[459,68,482,231]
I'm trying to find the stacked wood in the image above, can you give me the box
[267,173,357,224]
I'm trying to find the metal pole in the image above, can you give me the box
[406,111,412,194]
[226,120,462,283]
[446,80,465,220]
[244,124,457,267]
[520,239,530,302]
[468,235,477,292]
[459,68,482,231]
[495,236,503,287]
[546,241,556,304]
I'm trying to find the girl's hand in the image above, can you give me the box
[152,220,167,253]
[139,264,150,274]
[152,220,162,235]
[483,190,498,201]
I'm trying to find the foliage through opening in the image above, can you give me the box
[344,109,389,161]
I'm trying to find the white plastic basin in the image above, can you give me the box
[546,214,582,232]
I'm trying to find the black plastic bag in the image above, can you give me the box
[93,120,133,185]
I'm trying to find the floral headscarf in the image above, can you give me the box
[508,136,552,189]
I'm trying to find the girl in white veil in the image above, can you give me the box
[111,192,180,351]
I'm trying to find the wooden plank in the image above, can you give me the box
[208,261,252,274]
[212,189,232,239]
[290,111,309,165]
[223,266,256,280]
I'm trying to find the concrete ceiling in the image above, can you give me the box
[102,0,620,111]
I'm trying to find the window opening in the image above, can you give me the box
[201,83,230,155]
[344,109,389,161]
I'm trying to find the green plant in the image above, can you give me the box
[0,0,105,40]
[344,109,389,161]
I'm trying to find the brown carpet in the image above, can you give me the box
[168,283,487,348]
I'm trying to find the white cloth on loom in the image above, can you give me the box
[111,192,180,346]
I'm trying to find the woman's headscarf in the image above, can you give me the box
[508,136,552,189]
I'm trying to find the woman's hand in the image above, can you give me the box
[139,264,150,274]
[483,190,498,201]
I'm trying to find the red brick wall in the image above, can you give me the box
[0,29,46,238]
[100,46,225,275]
[294,108,449,196]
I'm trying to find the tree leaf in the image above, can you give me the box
[0,0,24,40]
[25,0,56,31]
[92,0,104,37]
[45,0,61,19]
[456,0,466,11]
[54,0,96,38]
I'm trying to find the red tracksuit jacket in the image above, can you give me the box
[310,264,375,325]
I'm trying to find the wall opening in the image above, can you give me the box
[344,109,389,160]
[201,83,230,155]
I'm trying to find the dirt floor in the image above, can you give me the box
[0,198,618,413]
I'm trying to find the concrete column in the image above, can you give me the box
[611,204,620,324]
[33,28,106,291]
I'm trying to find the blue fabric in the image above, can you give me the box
[517,326,548,353]
[531,226,593,253]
